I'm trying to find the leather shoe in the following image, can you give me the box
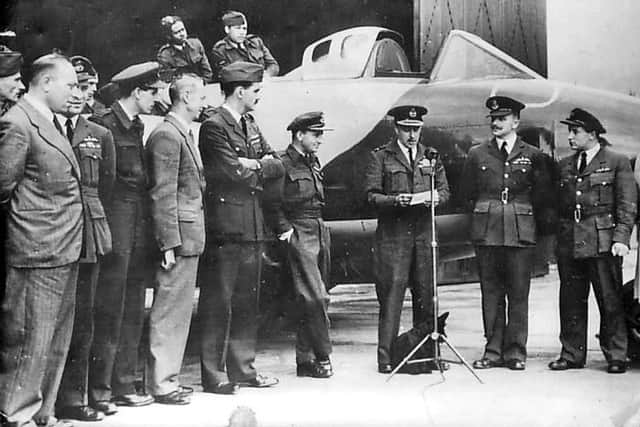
[608,360,627,374]
[548,358,583,371]
[91,400,118,415]
[505,359,526,370]
[237,374,279,388]
[204,381,238,395]
[297,360,333,378]
[111,393,154,407]
[57,406,104,422]
[33,416,73,427]
[378,363,393,374]
[472,358,503,369]
[154,390,191,405]
[178,385,194,396]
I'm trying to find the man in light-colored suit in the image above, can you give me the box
[0,54,83,427]
[145,73,206,405]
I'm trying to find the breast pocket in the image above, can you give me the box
[286,170,314,201]
[116,140,143,178]
[78,142,102,186]
[590,171,614,205]
[383,166,410,194]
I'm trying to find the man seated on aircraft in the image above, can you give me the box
[460,96,554,371]
[210,11,279,81]
[269,111,334,378]
[364,105,450,374]
[157,15,213,83]
[549,108,636,374]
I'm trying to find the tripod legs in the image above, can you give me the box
[440,335,484,384]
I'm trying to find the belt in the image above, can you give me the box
[563,205,611,222]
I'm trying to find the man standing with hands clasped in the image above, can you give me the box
[364,105,449,374]
[549,108,636,374]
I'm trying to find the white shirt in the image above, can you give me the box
[222,103,242,124]
[396,140,417,165]
[23,93,54,123]
[496,132,517,155]
[581,144,601,167]
[54,114,79,140]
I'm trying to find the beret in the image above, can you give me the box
[0,48,22,78]
[222,11,247,27]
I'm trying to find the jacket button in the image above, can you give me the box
[576,191,581,196]
[505,162,509,166]
[504,173,509,178]
[577,178,582,183]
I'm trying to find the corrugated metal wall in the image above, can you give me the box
[413,0,547,76]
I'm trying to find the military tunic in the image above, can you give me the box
[157,38,213,83]
[271,145,332,363]
[556,146,636,364]
[210,35,279,81]
[364,140,450,366]
[460,137,554,363]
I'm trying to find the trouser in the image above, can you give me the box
[557,253,627,364]
[286,218,332,364]
[475,245,534,362]
[374,239,433,365]
[198,242,263,387]
[56,262,100,407]
[147,255,199,396]
[0,263,78,426]
[89,197,151,400]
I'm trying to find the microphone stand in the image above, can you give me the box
[387,152,483,383]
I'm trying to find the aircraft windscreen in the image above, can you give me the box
[430,31,541,82]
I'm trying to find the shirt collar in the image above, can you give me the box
[396,139,416,163]
[167,112,192,134]
[496,132,517,154]
[582,144,601,165]
[55,113,79,128]
[222,103,242,123]
[23,93,54,123]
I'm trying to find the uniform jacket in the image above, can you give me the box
[146,114,206,256]
[199,106,284,242]
[557,146,636,258]
[157,38,213,83]
[72,115,115,263]
[90,101,148,202]
[210,35,279,80]
[0,98,84,267]
[364,140,450,242]
[82,99,108,117]
[270,144,325,234]
[460,137,555,247]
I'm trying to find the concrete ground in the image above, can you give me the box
[75,253,640,427]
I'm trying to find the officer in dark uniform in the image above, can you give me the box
[89,62,163,408]
[210,11,279,81]
[460,96,554,371]
[157,15,213,83]
[549,108,636,374]
[70,55,107,117]
[364,105,450,374]
[51,58,116,422]
[198,61,284,394]
[270,112,334,378]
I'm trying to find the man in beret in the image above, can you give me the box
[157,15,213,83]
[0,53,83,427]
[198,61,283,393]
[364,105,450,374]
[0,47,24,116]
[549,108,636,374]
[70,55,106,117]
[460,96,555,371]
[210,11,279,82]
[89,62,164,408]
[269,112,334,378]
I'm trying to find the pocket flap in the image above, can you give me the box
[595,214,615,229]
[287,170,312,181]
[590,171,614,186]
[178,209,198,222]
[514,202,533,215]
[85,195,106,219]
[473,200,491,213]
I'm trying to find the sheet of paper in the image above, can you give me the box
[409,191,434,205]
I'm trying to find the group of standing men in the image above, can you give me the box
[0,12,333,427]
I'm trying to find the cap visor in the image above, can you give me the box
[396,119,423,127]
[560,119,582,127]
[486,111,512,118]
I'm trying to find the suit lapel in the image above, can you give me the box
[389,140,412,171]
[166,115,203,171]
[19,99,81,178]
[507,138,526,162]
[487,138,503,161]
[218,107,246,142]
[582,146,607,176]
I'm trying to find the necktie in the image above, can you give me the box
[409,147,414,167]
[578,151,587,174]
[500,141,509,160]
[65,118,74,143]
[53,116,64,136]
[240,116,248,136]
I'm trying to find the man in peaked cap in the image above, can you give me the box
[210,10,279,81]
[88,62,164,409]
[460,96,555,371]
[70,55,106,116]
[549,108,636,374]
[0,47,24,116]
[198,61,283,393]
[269,112,334,378]
[157,15,213,83]
[364,105,450,374]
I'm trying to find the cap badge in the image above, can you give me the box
[74,64,84,72]
[489,99,499,110]
[409,108,417,118]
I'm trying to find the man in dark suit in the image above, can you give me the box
[0,54,84,427]
[460,96,554,371]
[52,55,116,422]
[549,108,636,374]
[145,73,207,405]
[210,11,279,81]
[157,15,213,83]
[364,105,450,374]
[198,61,283,394]
[89,62,164,408]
